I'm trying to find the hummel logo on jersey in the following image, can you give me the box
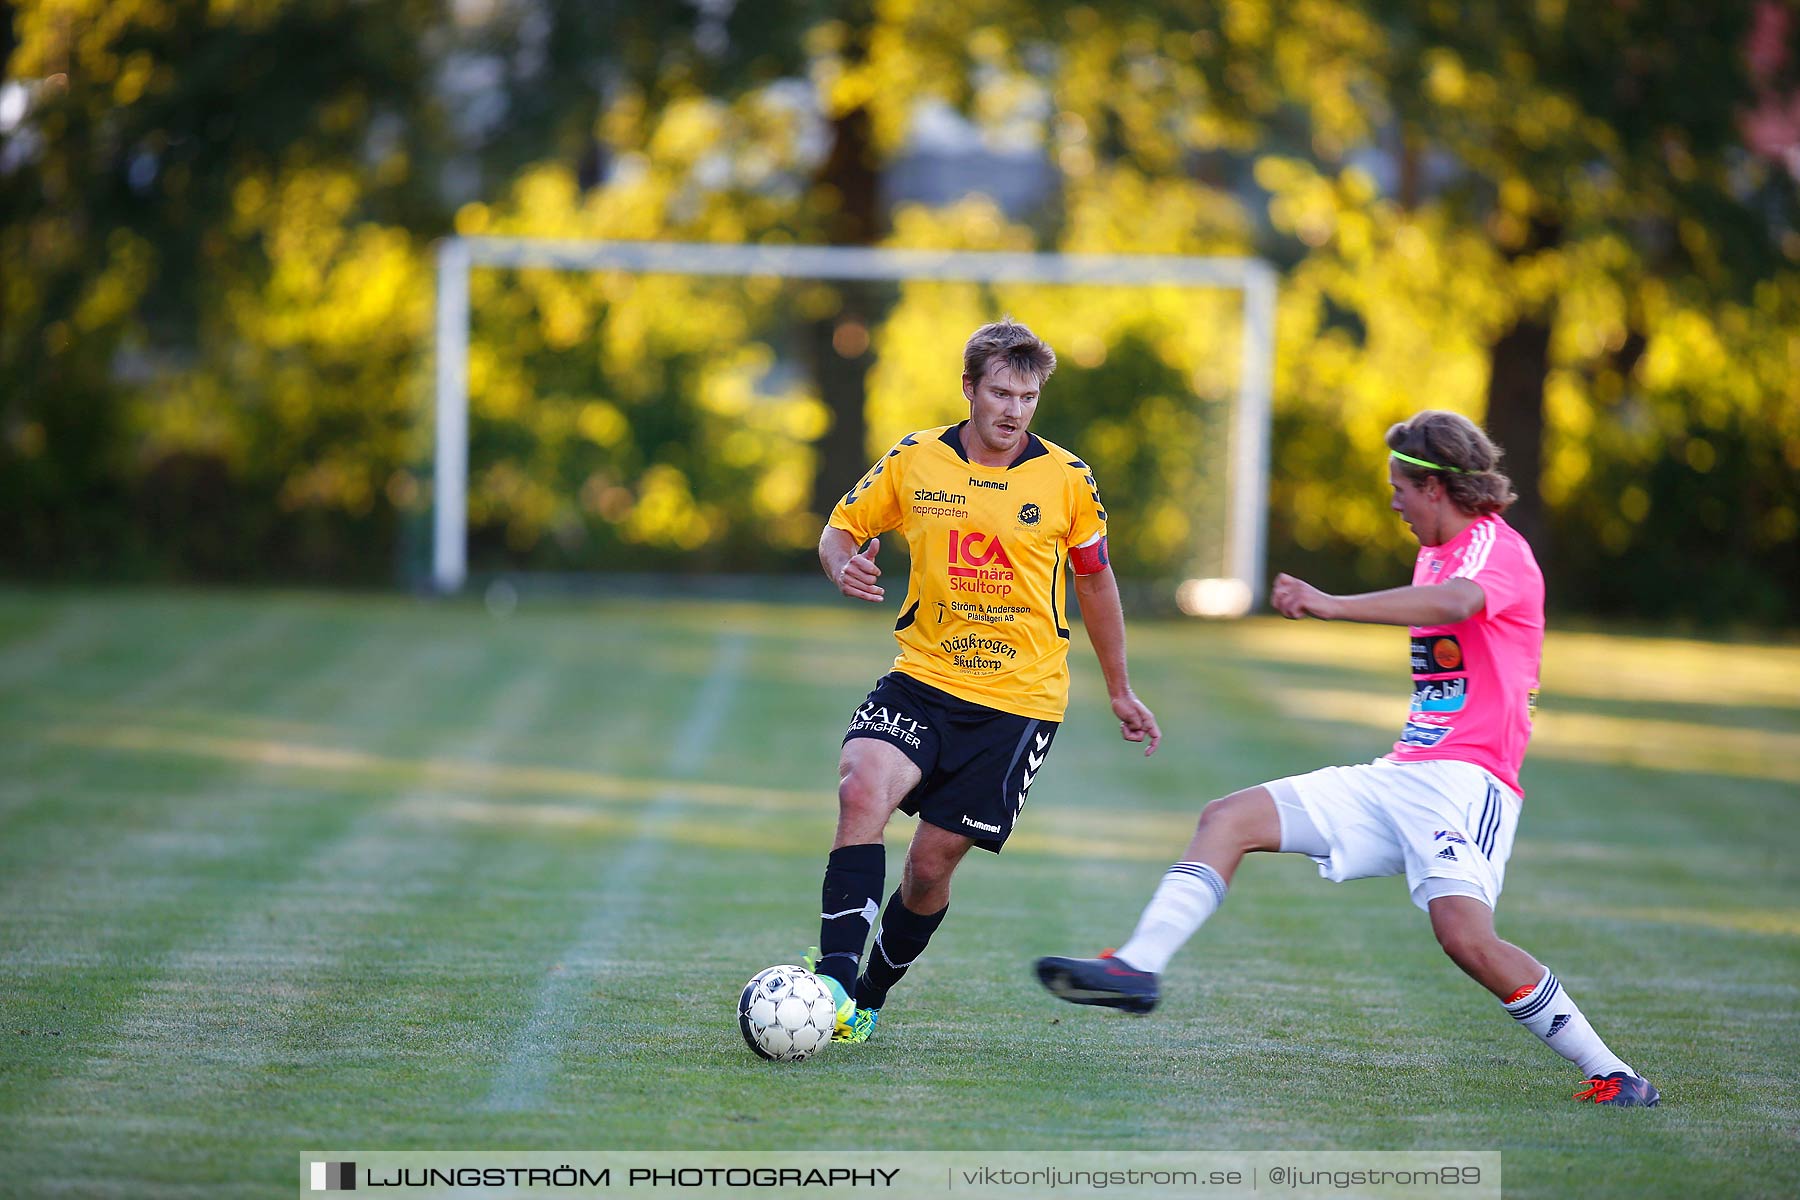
[1435,845,1458,861]
[1547,1014,1571,1038]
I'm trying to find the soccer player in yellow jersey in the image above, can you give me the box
[806,318,1162,1043]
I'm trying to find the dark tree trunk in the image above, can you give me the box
[804,282,876,515]
[1397,126,1421,211]
[1484,312,1552,549]
[805,102,887,518]
[1483,212,1561,552]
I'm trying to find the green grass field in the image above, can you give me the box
[2,588,1797,1198]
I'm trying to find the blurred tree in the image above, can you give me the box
[1368,0,1798,548]
[1,0,448,575]
[1256,0,1800,620]
[3,0,1794,621]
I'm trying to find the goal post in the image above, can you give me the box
[432,238,1275,613]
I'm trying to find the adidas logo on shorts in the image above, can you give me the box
[1435,845,1458,861]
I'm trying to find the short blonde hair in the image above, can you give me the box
[963,319,1056,385]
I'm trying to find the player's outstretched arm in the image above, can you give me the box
[1271,572,1484,627]
[820,526,885,603]
[1073,566,1161,756]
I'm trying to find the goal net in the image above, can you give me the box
[431,240,1274,616]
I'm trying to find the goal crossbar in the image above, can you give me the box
[433,238,1276,608]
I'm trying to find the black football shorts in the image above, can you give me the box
[842,672,1059,853]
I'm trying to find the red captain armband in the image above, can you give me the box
[1069,535,1110,576]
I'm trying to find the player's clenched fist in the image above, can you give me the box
[1271,572,1331,620]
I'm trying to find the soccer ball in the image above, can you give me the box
[737,965,836,1061]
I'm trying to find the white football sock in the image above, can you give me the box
[1503,966,1634,1078]
[1115,862,1228,974]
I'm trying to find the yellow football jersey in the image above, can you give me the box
[828,422,1108,720]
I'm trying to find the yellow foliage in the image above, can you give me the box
[279,456,376,517]
[576,403,628,448]
[624,465,714,550]
[52,0,1790,590]
[887,196,1035,252]
[1423,49,1467,105]
[72,230,152,332]
[649,97,731,167]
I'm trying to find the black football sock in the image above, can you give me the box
[855,890,947,1009]
[817,843,885,996]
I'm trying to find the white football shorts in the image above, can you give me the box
[1266,757,1521,912]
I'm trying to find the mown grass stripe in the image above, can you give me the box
[481,633,750,1112]
[9,654,559,1187]
[0,628,489,1081]
[1,591,1795,1199]
[0,601,105,691]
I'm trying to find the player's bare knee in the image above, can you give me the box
[900,859,953,909]
[1195,791,1262,850]
[836,768,889,823]
[1192,796,1229,835]
[904,874,951,911]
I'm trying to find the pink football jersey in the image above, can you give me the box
[1386,514,1545,798]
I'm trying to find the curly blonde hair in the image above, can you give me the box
[1385,410,1518,516]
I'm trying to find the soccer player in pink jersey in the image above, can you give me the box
[1037,410,1659,1107]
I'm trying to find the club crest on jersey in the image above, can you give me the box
[1017,502,1041,527]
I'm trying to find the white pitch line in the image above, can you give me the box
[481,633,749,1112]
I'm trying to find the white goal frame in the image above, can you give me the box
[432,239,1276,612]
